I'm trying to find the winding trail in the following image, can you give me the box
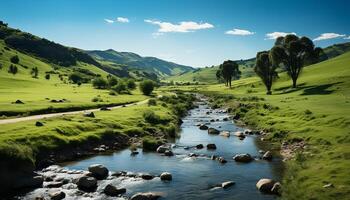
[0,99,150,125]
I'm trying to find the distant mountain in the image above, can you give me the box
[87,49,194,77]
[323,42,350,59]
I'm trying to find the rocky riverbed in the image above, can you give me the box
[16,96,283,200]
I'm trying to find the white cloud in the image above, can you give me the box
[144,19,214,33]
[344,36,350,40]
[116,17,129,23]
[313,33,346,41]
[104,19,114,23]
[265,32,297,40]
[225,28,254,36]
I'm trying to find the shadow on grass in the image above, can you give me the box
[273,82,342,95]
[300,82,343,95]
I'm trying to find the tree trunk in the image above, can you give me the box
[292,77,297,88]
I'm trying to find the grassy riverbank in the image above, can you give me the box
[162,52,350,199]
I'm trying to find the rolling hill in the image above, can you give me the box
[87,49,194,77]
[166,42,350,84]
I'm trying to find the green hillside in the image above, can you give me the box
[163,52,350,199]
[88,49,194,77]
[167,42,350,84]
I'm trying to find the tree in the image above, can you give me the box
[30,67,39,78]
[69,72,83,84]
[216,60,240,88]
[8,65,18,75]
[10,55,19,64]
[107,75,118,88]
[45,74,50,80]
[254,51,278,95]
[112,82,128,94]
[139,80,154,95]
[92,77,108,89]
[126,79,136,90]
[270,35,322,88]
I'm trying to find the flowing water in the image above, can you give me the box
[62,99,283,200]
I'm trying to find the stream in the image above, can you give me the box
[20,97,283,200]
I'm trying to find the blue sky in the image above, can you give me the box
[1,0,349,67]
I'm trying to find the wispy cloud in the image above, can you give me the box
[225,28,254,36]
[313,33,345,41]
[344,36,350,40]
[144,19,214,33]
[116,17,129,23]
[265,32,297,40]
[104,19,114,24]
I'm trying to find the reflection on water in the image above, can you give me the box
[64,103,282,200]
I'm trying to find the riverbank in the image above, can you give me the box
[18,95,282,200]
[0,93,195,196]
[160,52,350,199]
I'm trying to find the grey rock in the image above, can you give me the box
[49,191,65,200]
[208,128,220,135]
[77,176,97,191]
[130,192,162,200]
[207,143,217,150]
[160,172,172,181]
[104,184,126,196]
[222,181,235,189]
[262,151,273,160]
[88,164,109,179]
[233,154,253,163]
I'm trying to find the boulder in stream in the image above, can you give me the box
[221,181,235,189]
[199,124,209,130]
[49,191,65,200]
[208,128,220,135]
[160,172,172,181]
[262,151,273,160]
[220,131,230,137]
[233,154,253,163]
[218,157,227,164]
[207,143,217,150]
[88,164,109,179]
[130,192,162,200]
[196,144,204,149]
[256,179,281,195]
[156,145,170,153]
[77,176,97,191]
[104,184,126,196]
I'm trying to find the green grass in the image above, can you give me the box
[164,64,255,84]
[162,52,350,200]
[0,41,148,116]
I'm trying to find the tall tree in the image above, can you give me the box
[217,60,240,88]
[270,35,322,88]
[254,51,278,95]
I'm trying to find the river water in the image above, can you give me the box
[61,99,283,200]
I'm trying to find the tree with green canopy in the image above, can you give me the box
[270,35,323,88]
[254,51,278,95]
[216,60,240,88]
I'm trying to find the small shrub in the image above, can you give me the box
[91,96,103,102]
[148,99,157,106]
[10,55,19,64]
[139,80,154,96]
[30,67,39,78]
[109,91,117,96]
[69,72,84,84]
[92,77,108,89]
[45,74,50,80]
[112,82,128,94]
[304,109,312,115]
[8,64,18,75]
[143,110,160,124]
[142,136,163,151]
[107,76,118,87]
[127,79,136,90]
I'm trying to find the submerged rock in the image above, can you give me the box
[88,164,109,179]
[164,150,174,156]
[256,179,281,195]
[141,174,154,180]
[49,191,65,200]
[160,172,172,181]
[208,128,220,135]
[130,192,162,200]
[233,154,253,163]
[156,145,170,153]
[104,184,126,196]
[199,124,209,130]
[262,151,273,160]
[207,143,217,150]
[221,181,235,189]
[218,157,227,164]
[196,144,204,149]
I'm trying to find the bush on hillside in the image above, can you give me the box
[139,80,154,96]
[127,79,136,90]
[92,77,108,89]
[148,99,157,106]
[10,55,19,64]
[143,110,161,124]
[45,74,50,80]
[8,64,18,75]
[107,76,118,87]
[69,72,85,84]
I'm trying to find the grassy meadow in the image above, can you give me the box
[161,52,350,199]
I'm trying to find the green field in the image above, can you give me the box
[162,52,350,199]
[0,41,149,116]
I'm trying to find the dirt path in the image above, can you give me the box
[0,99,149,125]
